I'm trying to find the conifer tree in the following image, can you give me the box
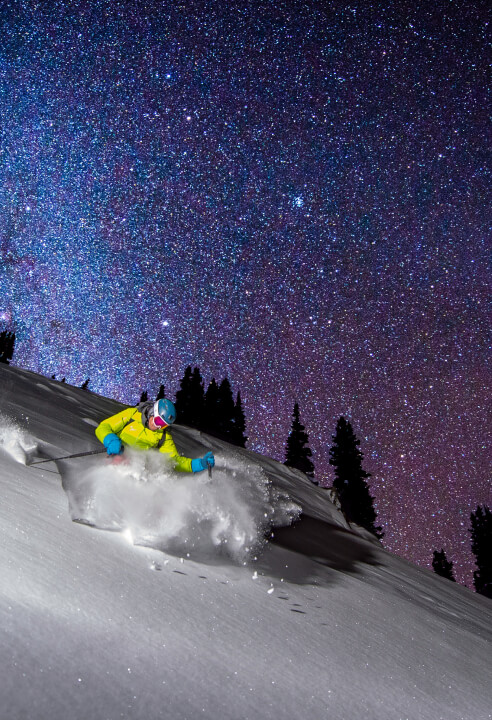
[0,330,15,364]
[175,366,204,427]
[175,366,193,421]
[139,390,148,402]
[432,549,456,582]
[216,377,235,439]
[190,367,205,426]
[469,505,492,598]
[156,384,165,400]
[204,378,220,435]
[81,378,90,391]
[329,417,383,539]
[231,391,248,448]
[284,403,315,482]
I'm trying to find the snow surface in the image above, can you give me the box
[1,364,491,720]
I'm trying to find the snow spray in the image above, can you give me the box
[0,413,38,465]
[61,447,300,564]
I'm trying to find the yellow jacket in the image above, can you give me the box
[95,406,193,472]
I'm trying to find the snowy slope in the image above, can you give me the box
[0,365,491,720]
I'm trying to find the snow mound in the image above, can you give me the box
[61,448,301,563]
[0,414,38,465]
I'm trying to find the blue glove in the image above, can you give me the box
[191,451,215,473]
[103,433,123,456]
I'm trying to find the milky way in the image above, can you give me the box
[0,1,490,587]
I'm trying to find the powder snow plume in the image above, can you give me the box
[0,414,38,465]
[61,448,300,563]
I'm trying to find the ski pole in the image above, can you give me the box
[29,449,107,465]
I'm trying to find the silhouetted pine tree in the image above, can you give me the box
[140,390,148,402]
[284,403,315,482]
[231,391,247,448]
[81,378,90,391]
[156,384,165,400]
[329,417,383,539]
[0,330,15,364]
[432,549,456,582]
[176,366,192,420]
[216,378,235,439]
[204,378,220,435]
[202,377,241,443]
[469,505,492,598]
[175,366,204,427]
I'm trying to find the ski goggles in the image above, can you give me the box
[153,414,169,429]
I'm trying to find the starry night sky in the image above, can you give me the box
[0,0,490,587]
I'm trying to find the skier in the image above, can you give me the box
[95,398,215,473]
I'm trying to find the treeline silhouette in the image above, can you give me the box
[140,366,248,448]
[432,506,492,598]
[283,407,383,540]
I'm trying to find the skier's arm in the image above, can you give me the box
[95,407,136,444]
[158,433,193,472]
